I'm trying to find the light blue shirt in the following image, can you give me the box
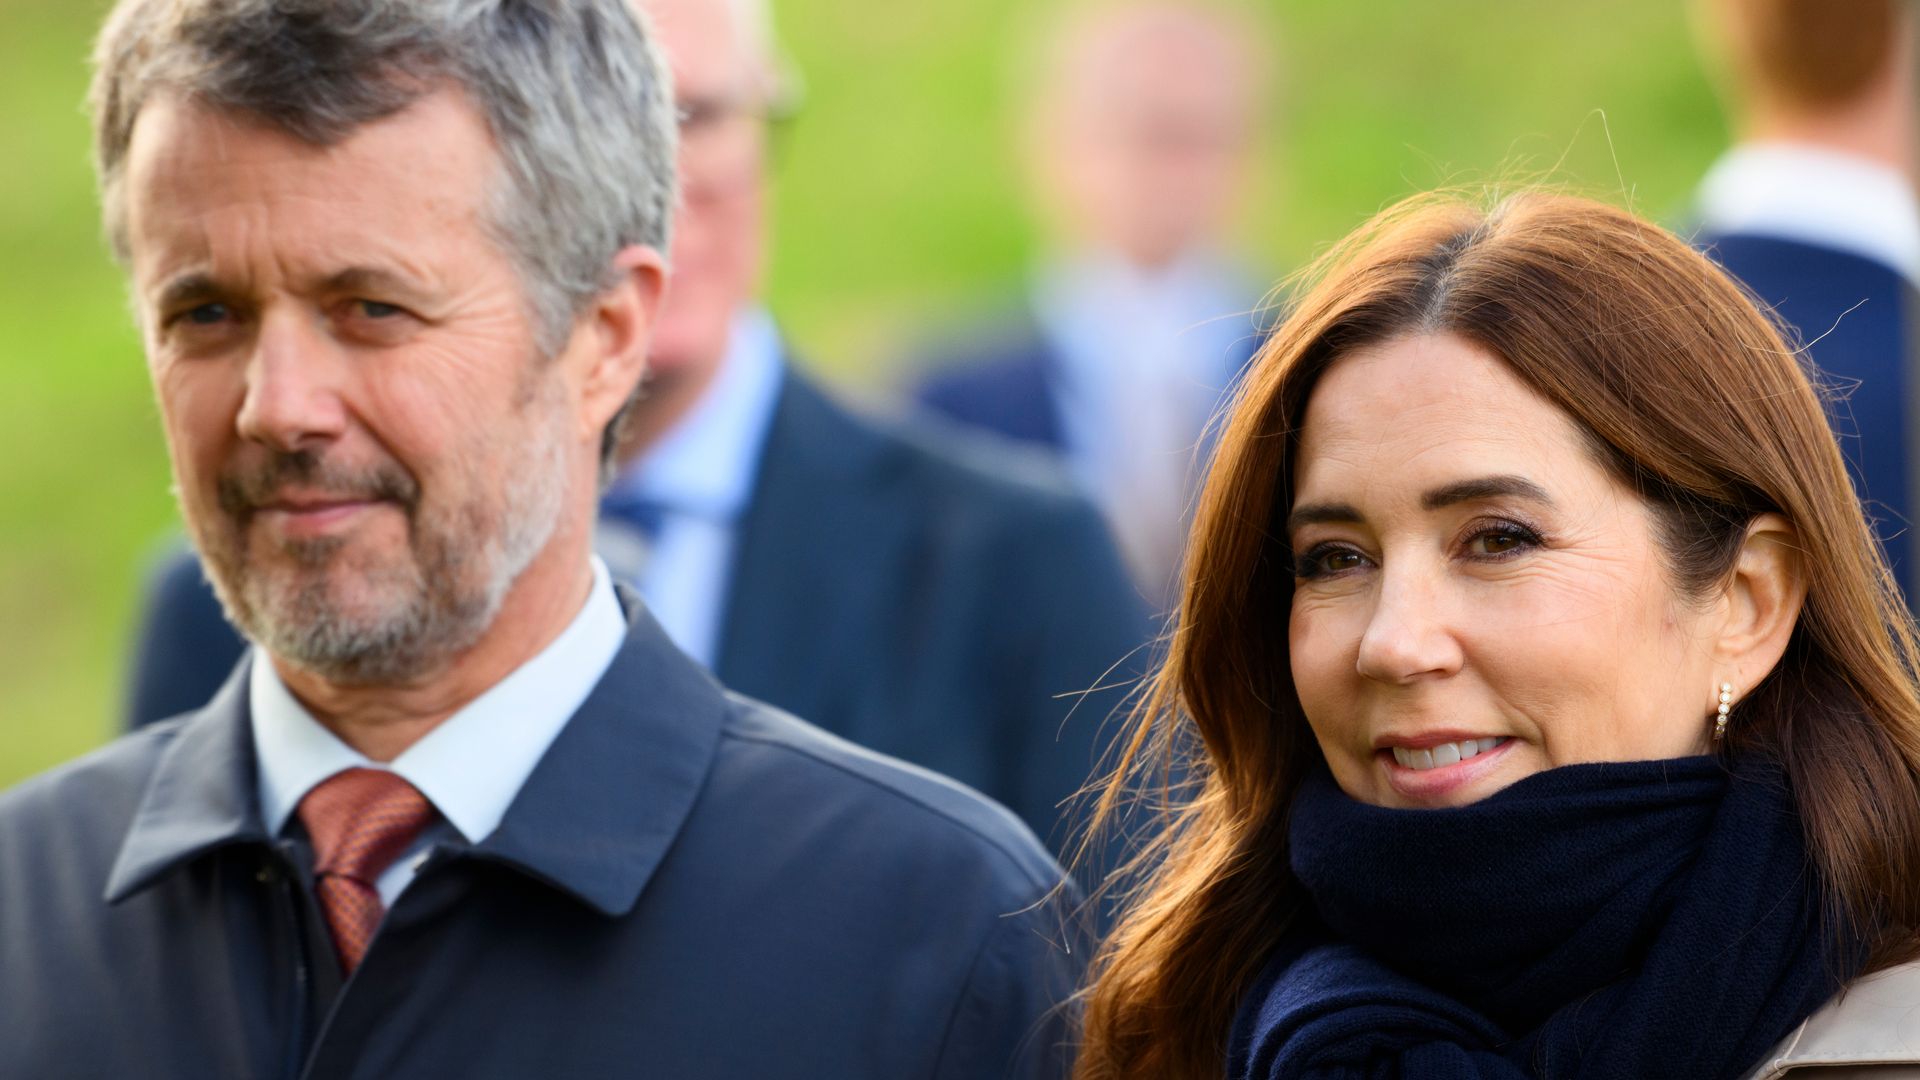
[602,306,784,668]
[249,557,628,906]
[1031,251,1257,602]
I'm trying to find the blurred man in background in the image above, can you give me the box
[913,0,1274,610]
[127,0,1148,864]
[1694,0,1919,596]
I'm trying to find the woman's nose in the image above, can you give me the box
[1354,567,1465,685]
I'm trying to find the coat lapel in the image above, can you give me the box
[714,368,916,730]
[470,589,726,917]
[105,660,269,902]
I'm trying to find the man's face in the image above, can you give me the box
[642,0,770,379]
[1037,12,1260,269]
[123,90,587,684]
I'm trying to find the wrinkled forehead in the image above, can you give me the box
[122,89,505,284]
[1292,336,1594,503]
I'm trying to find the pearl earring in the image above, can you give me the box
[1714,682,1733,740]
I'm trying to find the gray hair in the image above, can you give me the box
[90,1,677,413]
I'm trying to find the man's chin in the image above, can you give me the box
[231,558,508,687]
[225,569,424,676]
[249,609,439,686]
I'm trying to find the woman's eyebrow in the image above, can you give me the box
[1420,475,1553,510]
[1285,475,1553,534]
[1284,502,1362,534]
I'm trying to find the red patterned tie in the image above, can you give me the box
[296,768,435,974]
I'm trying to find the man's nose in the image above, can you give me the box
[234,309,348,453]
[1353,566,1464,685]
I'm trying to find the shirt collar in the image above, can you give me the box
[249,556,628,844]
[1698,141,1920,289]
[609,305,784,520]
[108,583,729,918]
[1033,250,1253,379]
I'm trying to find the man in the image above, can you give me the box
[0,3,1079,1076]
[1693,0,1919,597]
[912,0,1274,609]
[127,0,1149,863]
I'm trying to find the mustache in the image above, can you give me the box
[215,449,419,519]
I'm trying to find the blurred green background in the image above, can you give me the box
[0,0,1723,786]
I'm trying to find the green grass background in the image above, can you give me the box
[0,0,1724,786]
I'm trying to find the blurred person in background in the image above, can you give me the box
[0,1,1081,1075]
[1693,0,1920,598]
[1076,192,1920,1080]
[912,0,1274,611]
[126,0,1150,864]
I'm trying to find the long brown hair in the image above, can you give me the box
[1074,191,1920,1079]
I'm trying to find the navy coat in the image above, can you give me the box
[126,369,1152,861]
[1,595,1085,1078]
[1697,232,1919,598]
[915,309,1071,450]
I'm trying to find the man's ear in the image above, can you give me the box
[1713,512,1808,694]
[574,243,667,439]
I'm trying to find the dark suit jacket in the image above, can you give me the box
[127,369,1151,865]
[1697,232,1919,599]
[915,308,1071,450]
[911,301,1264,454]
[4,595,1083,1078]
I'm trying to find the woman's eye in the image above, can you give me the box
[1465,523,1541,558]
[1295,545,1368,579]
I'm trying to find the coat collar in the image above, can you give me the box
[105,661,268,902]
[106,588,727,919]
[468,589,725,916]
[1745,959,1920,1076]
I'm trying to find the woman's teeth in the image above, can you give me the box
[1391,737,1506,771]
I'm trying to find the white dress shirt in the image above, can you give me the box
[601,306,784,668]
[1697,141,1920,290]
[249,556,628,906]
[1032,250,1257,603]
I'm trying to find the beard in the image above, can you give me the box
[188,398,570,687]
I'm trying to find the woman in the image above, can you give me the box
[1074,192,1920,1079]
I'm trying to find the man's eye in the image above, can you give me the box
[182,302,231,326]
[356,300,403,319]
[676,99,723,133]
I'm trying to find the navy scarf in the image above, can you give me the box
[1231,756,1860,1080]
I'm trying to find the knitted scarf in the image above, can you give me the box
[1230,755,1859,1080]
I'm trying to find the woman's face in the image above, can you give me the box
[1287,333,1720,808]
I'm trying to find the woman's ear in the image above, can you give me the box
[1714,513,1808,690]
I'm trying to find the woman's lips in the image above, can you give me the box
[1389,736,1506,771]
[1377,736,1515,801]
